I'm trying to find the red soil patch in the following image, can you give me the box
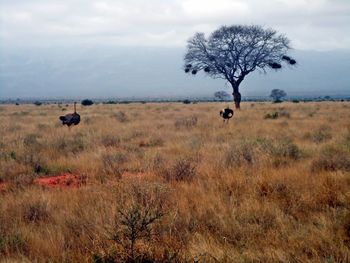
[0,173,86,192]
[34,173,85,189]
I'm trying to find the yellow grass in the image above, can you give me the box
[0,101,350,262]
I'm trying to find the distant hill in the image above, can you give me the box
[0,46,349,99]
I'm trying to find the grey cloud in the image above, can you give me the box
[0,0,349,49]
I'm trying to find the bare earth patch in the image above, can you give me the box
[0,173,86,191]
[34,173,86,188]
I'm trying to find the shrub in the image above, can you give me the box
[0,231,28,255]
[104,100,117,104]
[113,111,128,123]
[33,101,42,106]
[345,127,350,149]
[264,112,279,119]
[81,99,94,106]
[101,135,121,147]
[23,134,41,147]
[112,182,169,261]
[225,140,257,167]
[306,125,332,143]
[53,135,87,154]
[174,116,198,128]
[22,200,50,223]
[101,152,128,178]
[254,137,302,167]
[311,145,350,172]
[160,158,197,181]
[183,99,191,104]
[10,151,17,160]
[264,110,290,119]
[139,137,164,148]
[268,138,301,160]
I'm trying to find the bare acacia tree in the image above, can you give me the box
[214,90,231,101]
[184,25,296,109]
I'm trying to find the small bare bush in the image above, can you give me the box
[174,116,198,128]
[53,134,87,154]
[112,182,170,261]
[166,158,197,182]
[225,141,257,167]
[113,111,128,123]
[344,126,350,149]
[23,134,41,147]
[139,137,164,148]
[305,125,332,143]
[268,138,301,160]
[264,109,290,119]
[22,200,50,223]
[0,231,28,255]
[101,152,128,178]
[311,145,350,172]
[101,135,121,147]
[264,112,279,119]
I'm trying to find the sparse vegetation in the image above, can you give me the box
[0,102,350,262]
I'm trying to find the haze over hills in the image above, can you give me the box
[1,46,349,100]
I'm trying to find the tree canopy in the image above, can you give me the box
[184,25,296,108]
[270,89,287,103]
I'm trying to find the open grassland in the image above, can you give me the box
[1,101,350,262]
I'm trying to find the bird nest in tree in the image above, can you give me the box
[269,62,282,69]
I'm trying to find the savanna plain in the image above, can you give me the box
[1,101,350,262]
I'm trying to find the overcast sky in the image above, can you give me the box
[1,0,350,99]
[1,0,350,50]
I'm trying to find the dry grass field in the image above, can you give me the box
[1,101,350,262]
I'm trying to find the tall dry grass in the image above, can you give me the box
[0,101,350,262]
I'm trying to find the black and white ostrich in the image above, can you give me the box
[220,107,234,123]
[59,102,80,127]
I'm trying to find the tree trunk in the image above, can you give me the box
[232,85,241,109]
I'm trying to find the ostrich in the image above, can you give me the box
[220,107,234,123]
[59,102,80,127]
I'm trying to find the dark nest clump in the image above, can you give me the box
[282,55,297,65]
[269,62,282,69]
[204,67,210,72]
[184,64,192,73]
[191,69,197,75]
